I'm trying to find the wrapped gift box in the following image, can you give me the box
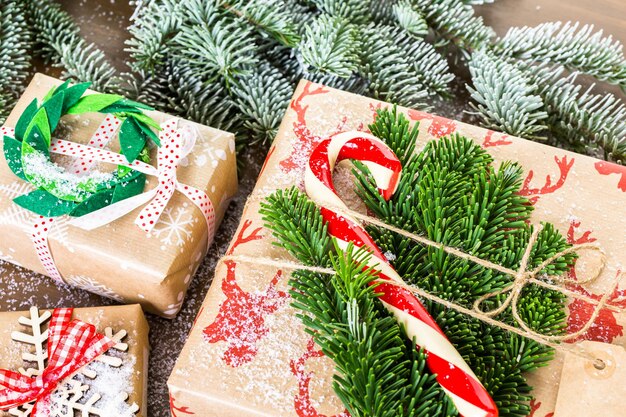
[0,74,238,318]
[0,304,149,416]
[168,81,626,416]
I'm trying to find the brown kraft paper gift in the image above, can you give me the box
[168,80,626,416]
[0,74,238,318]
[0,304,149,416]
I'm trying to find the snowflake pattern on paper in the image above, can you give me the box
[179,135,230,168]
[7,307,139,417]
[65,275,124,303]
[150,204,198,252]
[0,182,34,228]
[0,182,75,253]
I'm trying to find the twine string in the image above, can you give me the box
[234,193,624,363]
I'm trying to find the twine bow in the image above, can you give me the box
[0,308,115,415]
[229,193,625,363]
[471,224,614,342]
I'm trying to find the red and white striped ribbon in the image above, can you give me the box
[1,118,216,283]
[305,131,498,417]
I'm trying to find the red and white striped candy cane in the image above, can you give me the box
[305,131,498,417]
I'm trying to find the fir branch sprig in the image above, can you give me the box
[467,53,626,163]
[530,64,626,162]
[359,24,454,107]
[392,0,428,38]
[172,19,258,84]
[126,0,185,72]
[413,0,495,51]
[496,21,626,89]
[467,50,548,139]
[0,0,32,123]
[260,188,452,417]
[359,25,429,109]
[27,0,117,91]
[308,0,371,25]
[299,15,360,78]
[224,0,301,47]
[352,107,575,416]
[230,64,294,144]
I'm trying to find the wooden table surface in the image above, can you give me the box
[4,1,624,416]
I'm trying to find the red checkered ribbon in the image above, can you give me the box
[0,308,115,415]
[1,118,215,283]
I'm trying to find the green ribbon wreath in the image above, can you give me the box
[3,80,161,218]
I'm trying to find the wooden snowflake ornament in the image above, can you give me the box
[2,307,139,417]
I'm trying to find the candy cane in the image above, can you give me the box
[305,131,498,417]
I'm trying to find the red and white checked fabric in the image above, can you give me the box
[2,118,216,282]
[68,115,120,175]
[0,308,115,415]
[305,131,498,417]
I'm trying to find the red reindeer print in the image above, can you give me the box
[204,261,288,367]
[482,130,513,148]
[595,161,626,192]
[291,338,350,417]
[334,116,348,134]
[565,221,625,343]
[191,306,205,332]
[368,102,384,123]
[228,219,263,256]
[280,82,329,174]
[260,145,276,177]
[407,109,458,138]
[169,393,194,416]
[529,399,554,417]
[519,155,574,204]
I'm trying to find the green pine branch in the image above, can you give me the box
[467,50,548,139]
[27,0,117,91]
[224,0,301,47]
[126,0,185,72]
[0,0,32,123]
[299,14,360,78]
[496,21,626,90]
[260,188,452,417]
[393,0,428,38]
[230,64,294,144]
[172,17,258,84]
[352,107,574,417]
[413,0,495,51]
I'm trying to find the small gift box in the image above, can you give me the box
[168,81,626,416]
[0,304,149,416]
[0,74,238,318]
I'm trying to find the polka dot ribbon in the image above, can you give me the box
[1,118,216,282]
[68,115,120,176]
[305,131,498,417]
[0,308,115,414]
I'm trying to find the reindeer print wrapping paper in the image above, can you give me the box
[167,81,626,417]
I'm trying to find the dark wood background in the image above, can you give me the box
[2,1,623,416]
